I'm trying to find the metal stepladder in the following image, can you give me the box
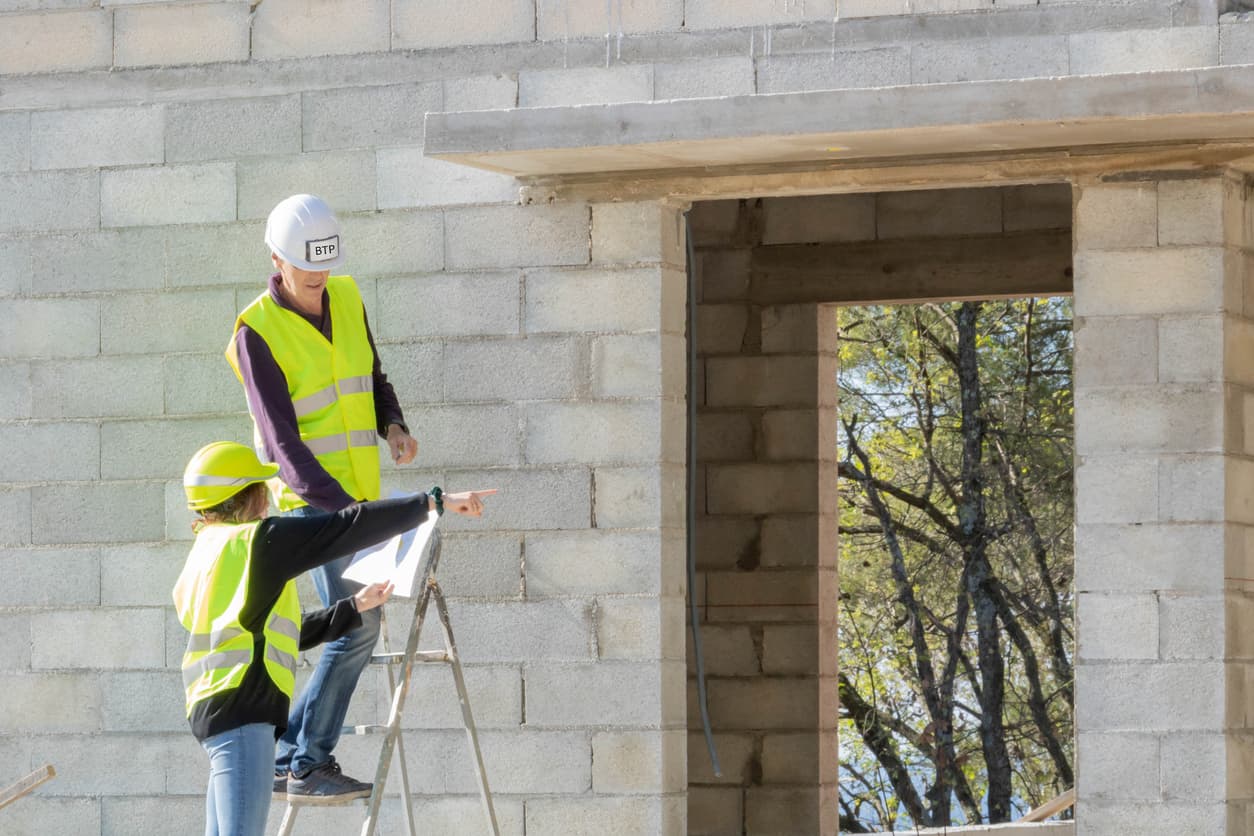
[277,526,500,836]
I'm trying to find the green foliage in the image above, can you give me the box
[838,299,1074,830]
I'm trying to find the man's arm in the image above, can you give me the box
[235,324,357,511]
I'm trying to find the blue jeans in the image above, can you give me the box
[275,504,382,777]
[202,722,275,836]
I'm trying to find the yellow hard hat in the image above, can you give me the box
[183,441,279,511]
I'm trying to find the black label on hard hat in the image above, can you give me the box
[306,235,339,263]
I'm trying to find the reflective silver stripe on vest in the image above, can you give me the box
[305,430,379,456]
[265,643,297,673]
[338,375,373,396]
[292,384,339,418]
[185,474,257,488]
[267,612,300,643]
[182,649,251,689]
[185,626,247,654]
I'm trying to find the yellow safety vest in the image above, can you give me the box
[226,275,381,511]
[172,521,301,716]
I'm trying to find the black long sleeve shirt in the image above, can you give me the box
[188,494,429,742]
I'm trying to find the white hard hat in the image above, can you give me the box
[265,194,345,272]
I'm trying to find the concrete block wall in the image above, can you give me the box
[1072,174,1254,835]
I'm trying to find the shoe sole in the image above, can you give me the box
[285,787,372,806]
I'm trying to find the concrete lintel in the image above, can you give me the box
[425,64,1254,181]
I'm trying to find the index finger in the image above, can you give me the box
[469,489,499,497]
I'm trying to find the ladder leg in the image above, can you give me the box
[276,802,299,836]
[432,583,500,836]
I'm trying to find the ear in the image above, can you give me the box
[271,253,283,271]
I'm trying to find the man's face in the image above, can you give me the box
[272,254,330,315]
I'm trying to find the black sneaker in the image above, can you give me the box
[273,773,288,800]
[286,757,372,805]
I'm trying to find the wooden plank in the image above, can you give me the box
[1021,788,1076,823]
[744,230,1071,306]
[0,764,55,812]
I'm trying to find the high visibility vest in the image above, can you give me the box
[226,275,381,511]
[172,521,301,716]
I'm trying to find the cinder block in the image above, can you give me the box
[761,514,825,569]
[690,200,741,248]
[1228,457,1254,526]
[696,411,754,463]
[526,401,665,465]
[592,730,686,794]
[166,96,300,163]
[598,596,685,661]
[0,546,101,607]
[1158,593,1224,660]
[28,733,170,795]
[877,187,1003,239]
[527,530,667,597]
[837,0,909,15]
[761,409,819,461]
[101,288,237,355]
[101,671,184,732]
[1074,183,1158,249]
[0,9,111,74]
[706,356,823,408]
[536,0,681,39]
[0,112,30,173]
[1076,386,1222,455]
[1074,247,1227,317]
[687,731,753,786]
[0,361,31,421]
[388,404,520,467]
[103,797,205,836]
[912,0,992,10]
[394,0,533,48]
[395,797,524,836]
[163,220,266,287]
[1159,178,1226,246]
[377,146,518,209]
[655,56,755,100]
[696,248,750,302]
[697,304,749,354]
[911,35,1066,84]
[1079,800,1226,834]
[444,336,580,402]
[376,272,519,339]
[443,73,518,111]
[745,787,820,834]
[689,786,743,835]
[372,664,521,729]
[0,797,99,836]
[164,352,247,417]
[0,298,99,359]
[100,542,186,607]
[525,660,682,726]
[1226,316,1254,386]
[32,356,163,418]
[1070,26,1218,75]
[707,463,818,514]
[1160,454,1224,523]
[0,422,99,483]
[1074,316,1158,387]
[685,623,758,676]
[102,415,249,480]
[1161,732,1226,802]
[1075,522,1222,593]
[1077,592,1159,661]
[447,204,589,270]
[707,677,817,730]
[236,151,375,220]
[428,532,522,599]
[251,0,389,59]
[761,194,875,245]
[33,481,166,545]
[1003,183,1073,232]
[762,624,820,675]
[439,599,593,662]
[102,164,236,227]
[371,341,443,408]
[1222,20,1254,64]
[756,48,911,95]
[0,673,101,732]
[593,464,685,528]
[527,265,679,334]
[520,64,654,108]
[1074,455,1159,525]
[685,0,834,29]
[442,467,591,531]
[0,236,31,296]
[1076,732,1160,800]
[762,731,819,783]
[339,209,444,276]
[704,569,818,623]
[30,228,166,294]
[0,170,99,233]
[1076,660,1223,731]
[305,82,440,150]
[32,607,166,669]
[0,489,31,546]
[591,201,681,266]
[114,2,249,67]
[31,106,163,171]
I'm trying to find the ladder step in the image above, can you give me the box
[369,650,450,665]
[343,724,391,735]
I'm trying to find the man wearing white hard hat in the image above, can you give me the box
[225,194,420,802]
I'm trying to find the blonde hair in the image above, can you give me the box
[192,482,269,533]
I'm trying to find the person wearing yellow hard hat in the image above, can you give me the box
[173,441,494,836]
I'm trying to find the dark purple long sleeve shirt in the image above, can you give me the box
[234,274,407,512]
